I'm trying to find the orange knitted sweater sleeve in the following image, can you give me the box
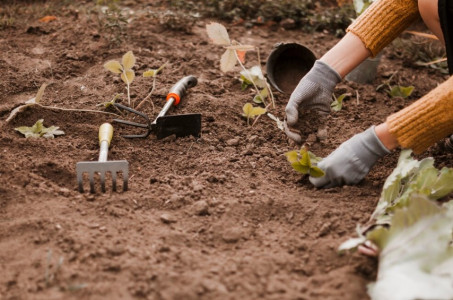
[386,76,453,154]
[347,0,419,56]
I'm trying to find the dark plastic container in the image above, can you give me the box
[266,43,317,94]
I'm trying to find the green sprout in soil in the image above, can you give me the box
[242,103,266,126]
[285,147,324,177]
[331,93,350,112]
[135,62,167,111]
[15,119,65,139]
[104,51,136,106]
[376,72,414,99]
[206,22,275,108]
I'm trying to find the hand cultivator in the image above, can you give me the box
[76,123,129,193]
[113,75,201,139]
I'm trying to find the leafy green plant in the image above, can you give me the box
[331,93,349,112]
[376,73,414,99]
[285,147,324,177]
[242,103,266,126]
[372,150,453,222]
[367,195,453,300]
[104,51,136,106]
[15,119,65,139]
[206,22,275,108]
[136,62,167,110]
[340,150,453,252]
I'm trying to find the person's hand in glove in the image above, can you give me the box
[309,126,391,188]
[284,60,341,143]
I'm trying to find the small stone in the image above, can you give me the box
[280,18,296,30]
[160,213,177,224]
[190,200,209,216]
[226,138,240,147]
[317,127,328,140]
[222,227,243,243]
[58,188,71,197]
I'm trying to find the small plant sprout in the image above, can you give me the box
[104,51,136,106]
[242,103,267,126]
[331,93,349,112]
[15,119,65,139]
[285,147,324,177]
[135,62,168,111]
[97,93,123,114]
[206,22,275,108]
[376,72,415,99]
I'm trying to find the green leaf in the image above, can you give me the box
[121,69,135,85]
[240,66,267,88]
[104,60,123,74]
[299,149,311,168]
[121,51,136,70]
[206,22,231,46]
[41,126,65,138]
[291,162,310,174]
[389,85,414,98]
[431,167,453,198]
[15,119,64,139]
[285,150,299,164]
[242,103,266,119]
[367,195,453,300]
[309,166,325,178]
[331,93,347,112]
[220,49,237,73]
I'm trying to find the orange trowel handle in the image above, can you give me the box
[166,75,198,106]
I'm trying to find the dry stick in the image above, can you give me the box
[356,90,360,105]
[135,76,157,112]
[234,49,266,106]
[122,70,131,107]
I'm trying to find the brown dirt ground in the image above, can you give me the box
[1,1,452,299]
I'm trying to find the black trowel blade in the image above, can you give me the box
[155,114,202,140]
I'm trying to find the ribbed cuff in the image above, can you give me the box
[347,0,419,56]
[387,76,453,154]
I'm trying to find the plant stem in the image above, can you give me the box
[135,76,156,112]
[234,50,265,106]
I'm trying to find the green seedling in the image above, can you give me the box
[376,72,414,98]
[388,85,414,98]
[97,93,123,114]
[104,51,136,106]
[206,22,275,108]
[15,119,65,139]
[331,93,349,112]
[285,147,324,177]
[242,103,266,126]
[135,62,167,110]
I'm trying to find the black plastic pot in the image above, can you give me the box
[266,43,316,94]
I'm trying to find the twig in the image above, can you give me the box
[356,90,360,105]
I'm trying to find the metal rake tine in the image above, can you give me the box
[113,103,152,138]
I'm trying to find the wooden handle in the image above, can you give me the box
[99,123,113,146]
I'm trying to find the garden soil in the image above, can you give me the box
[1,1,452,299]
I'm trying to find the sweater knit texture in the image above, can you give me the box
[387,75,453,154]
[347,0,419,56]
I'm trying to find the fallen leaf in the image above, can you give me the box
[39,16,57,23]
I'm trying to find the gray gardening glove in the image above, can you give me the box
[309,126,391,188]
[285,60,341,142]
